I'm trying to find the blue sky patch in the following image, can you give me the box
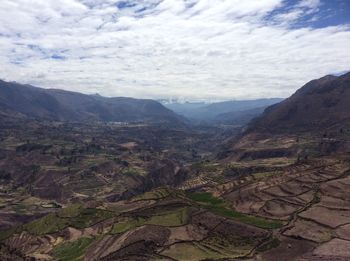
[51,54,66,60]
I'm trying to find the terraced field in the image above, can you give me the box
[217,156,350,260]
[0,187,283,260]
[1,102,350,260]
[2,150,350,260]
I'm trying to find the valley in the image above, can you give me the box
[1,0,349,259]
[1,73,350,260]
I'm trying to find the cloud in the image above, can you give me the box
[0,0,349,101]
[272,0,322,26]
[296,0,321,9]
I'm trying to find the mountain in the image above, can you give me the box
[0,80,185,126]
[1,73,350,261]
[161,98,283,124]
[248,72,350,133]
[160,101,208,119]
[213,106,267,125]
[221,72,350,161]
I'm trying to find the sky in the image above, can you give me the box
[0,0,349,101]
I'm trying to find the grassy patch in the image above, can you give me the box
[252,172,277,179]
[210,206,283,229]
[12,204,27,214]
[257,238,280,252]
[186,192,224,205]
[110,207,188,234]
[52,237,94,261]
[70,208,114,229]
[186,192,283,229]
[191,162,219,173]
[132,188,171,201]
[110,217,145,234]
[146,207,188,227]
[0,227,20,241]
[58,204,83,218]
[121,167,146,176]
[23,207,113,235]
[24,213,69,235]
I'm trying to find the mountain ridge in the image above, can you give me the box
[247,72,350,133]
[162,98,284,124]
[0,80,186,126]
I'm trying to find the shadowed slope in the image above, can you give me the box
[0,80,185,126]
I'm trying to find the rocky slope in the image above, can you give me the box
[249,72,350,133]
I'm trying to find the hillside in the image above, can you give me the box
[1,73,350,261]
[249,72,350,133]
[0,80,185,126]
[213,106,267,125]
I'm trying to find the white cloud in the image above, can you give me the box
[272,0,321,26]
[296,0,321,9]
[273,9,303,24]
[0,0,349,101]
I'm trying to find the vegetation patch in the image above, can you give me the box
[191,162,220,173]
[256,238,280,252]
[132,187,171,201]
[23,207,113,235]
[121,167,146,176]
[110,217,145,234]
[0,227,20,241]
[69,208,114,229]
[110,207,188,234]
[24,213,69,235]
[52,237,94,261]
[58,204,83,218]
[186,192,283,229]
[145,207,188,227]
[12,204,27,214]
[186,192,224,205]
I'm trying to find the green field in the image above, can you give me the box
[0,227,20,241]
[186,192,283,229]
[111,206,189,234]
[24,213,70,235]
[110,217,145,234]
[23,207,114,235]
[58,204,83,218]
[146,207,188,227]
[131,187,172,201]
[52,237,94,261]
